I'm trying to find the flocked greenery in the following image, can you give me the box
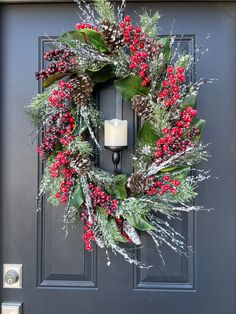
[94,0,116,21]
[26,93,49,126]
[139,10,160,39]
[27,0,211,267]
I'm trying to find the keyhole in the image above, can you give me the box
[4,270,19,285]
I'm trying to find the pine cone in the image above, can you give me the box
[168,103,181,124]
[100,20,125,54]
[72,153,91,175]
[129,172,151,194]
[70,75,94,106]
[132,95,153,120]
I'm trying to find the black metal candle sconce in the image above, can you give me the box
[104,146,128,174]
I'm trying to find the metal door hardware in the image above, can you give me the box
[4,270,19,285]
[1,302,22,314]
[3,264,22,288]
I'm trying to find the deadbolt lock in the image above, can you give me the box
[3,264,22,289]
[4,270,19,285]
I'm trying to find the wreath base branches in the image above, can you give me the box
[27,0,211,267]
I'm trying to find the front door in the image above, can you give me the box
[1,1,235,314]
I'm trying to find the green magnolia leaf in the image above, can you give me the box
[96,207,127,243]
[138,121,158,145]
[47,144,62,163]
[83,29,108,52]
[43,73,68,88]
[160,166,190,180]
[59,30,84,48]
[192,118,206,142]
[96,206,108,216]
[172,166,191,180]
[127,215,155,231]
[181,94,197,110]
[79,29,108,53]
[114,75,149,101]
[69,182,85,208]
[86,64,115,83]
[71,113,87,136]
[108,174,128,200]
[160,166,179,173]
[160,165,188,174]
[108,219,128,243]
[72,123,87,136]
[153,37,172,88]
[59,29,108,53]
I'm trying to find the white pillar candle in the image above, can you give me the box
[104,119,128,147]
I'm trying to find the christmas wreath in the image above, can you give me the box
[27,0,210,266]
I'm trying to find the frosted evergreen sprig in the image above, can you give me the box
[139,10,161,39]
[94,0,116,21]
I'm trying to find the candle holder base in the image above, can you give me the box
[104,146,128,174]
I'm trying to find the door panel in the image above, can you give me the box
[1,2,236,314]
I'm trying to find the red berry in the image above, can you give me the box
[163,185,170,192]
[191,109,197,117]
[168,137,173,144]
[162,80,169,87]
[124,15,131,23]
[173,180,181,186]
[55,193,61,199]
[61,195,68,203]
[172,85,179,93]
[167,65,174,73]
[130,63,136,69]
[176,121,183,127]
[162,89,169,97]
[130,45,136,52]
[128,25,134,31]
[141,51,148,58]
[162,128,169,134]
[169,78,177,85]
[85,243,92,251]
[174,93,180,99]
[177,66,185,73]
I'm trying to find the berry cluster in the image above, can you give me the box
[35,49,76,80]
[37,106,75,158]
[146,175,181,196]
[89,183,119,215]
[81,208,95,251]
[75,22,98,32]
[158,65,186,107]
[181,106,198,129]
[50,151,76,203]
[154,106,198,163]
[48,80,73,108]
[120,15,162,86]
[116,218,132,242]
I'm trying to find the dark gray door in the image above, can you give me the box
[1,1,236,314]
